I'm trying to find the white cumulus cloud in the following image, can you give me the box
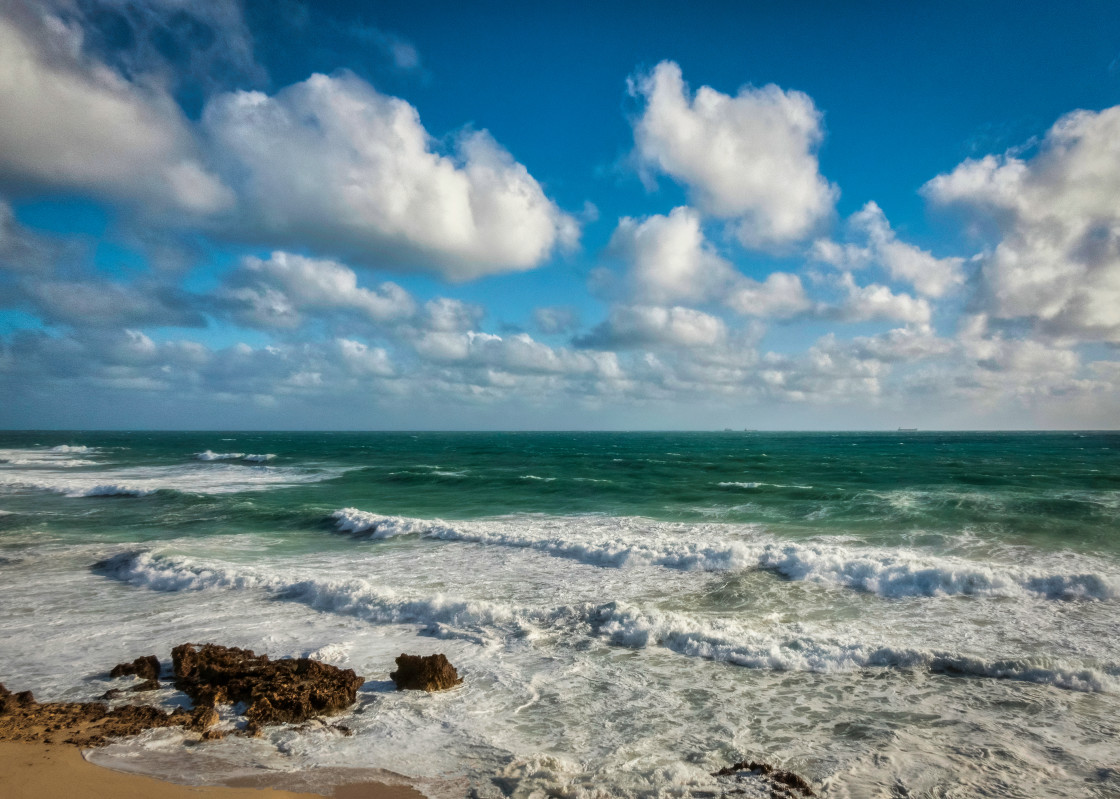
[576,305,727,349]
[608,206,736,304]
[812,201,966,298]
[203,71,578,280]
[630,60,837,250]
[223,251,415,329]
[725,272,812,318]
[0,8,232,214]
[924,105,1120,342]
[608,206,811,318]
[830,273,932,325]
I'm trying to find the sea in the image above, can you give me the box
[0,430,1118,798]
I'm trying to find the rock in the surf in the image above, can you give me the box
[171,643,364,725]
[712,759,815,797]
[389,653,463,692]
[110,655,161,682]
[0,681,195,746]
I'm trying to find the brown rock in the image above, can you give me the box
[110,655,161,682]
[99,689,124,700]
[712,760,815,797]
[201,728,226,741]
[389,653,463,692]
[190,706,220,730]
[171,643,363,726]
[1,642,364,749]
[0,683,36,714]
[0,683,189,748]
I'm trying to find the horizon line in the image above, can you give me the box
[1,428,1117,434]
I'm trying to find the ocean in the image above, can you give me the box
[0,430,1118,797]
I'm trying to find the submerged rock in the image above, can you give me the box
[713,760,815,797]
[389,653,463,692]
[171,643,364,726]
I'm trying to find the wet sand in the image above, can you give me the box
[0,741,426,799]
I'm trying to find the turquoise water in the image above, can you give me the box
[1,431,1119,797]
[3,430,1118,543]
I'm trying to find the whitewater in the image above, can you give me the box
[0,430,1118,797]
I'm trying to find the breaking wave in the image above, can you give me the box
[591,602,1120,693]
[92,550,1120,693]
[194,451,276,463]
[92,550,540,641]
[0,447,100,468]
[330,508,1120,601]
[0,463,335,497]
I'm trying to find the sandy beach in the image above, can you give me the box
[0,741,425,799]
[0,644,432,799]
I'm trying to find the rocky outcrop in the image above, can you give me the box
[0,682,215,747]
[713,760,815,797]
[389,653,462,692]
[171,643,364,727]
[1,643,364,748]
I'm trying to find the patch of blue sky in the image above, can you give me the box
[0,309,47,335]
[14,196,110,237]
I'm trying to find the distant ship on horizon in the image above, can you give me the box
[898,427,918,432]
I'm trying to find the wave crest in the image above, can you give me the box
[92,551,1120,693]
[330,508,1120,601]
[195,451,276,463]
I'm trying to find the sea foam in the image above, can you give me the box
[194,451,276,463]
[0,447,100,468]
[94,550,536,642]
[591,601,1120,693]
[0,462,332,497]
[93,550,1120,693]
[330,508,1120,601]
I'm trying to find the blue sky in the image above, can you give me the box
[1,0,1119,429]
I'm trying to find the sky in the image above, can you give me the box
[1,0,1119,430]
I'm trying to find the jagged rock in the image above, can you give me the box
[190,706,220,730]
[0,681,188,747]
[201,728,226,741]
[110,655,161,682]
[99,689,124,700]
[1,643,363,749]
[389,653,463,692]
[0,684,35,714]
[171,643,363,726]
[713,760,815,797]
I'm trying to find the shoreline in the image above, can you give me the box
[0,646,461,799]
[0,741,426,799]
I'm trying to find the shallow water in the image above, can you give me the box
[1,431,1118,797]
